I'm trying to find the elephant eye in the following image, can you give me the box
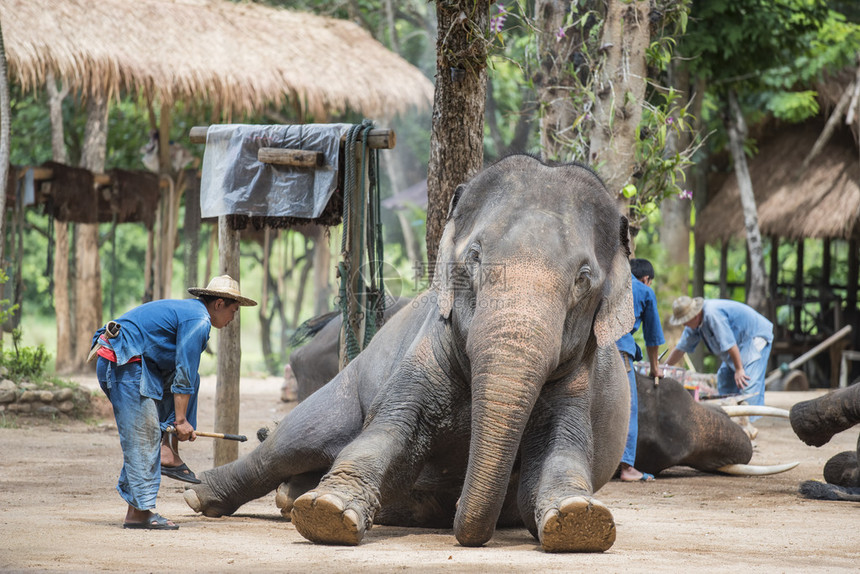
[466,244,482,265]
[574,265,592,294]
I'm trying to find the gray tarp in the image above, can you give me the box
[200,123,350,218]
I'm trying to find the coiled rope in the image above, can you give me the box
[338,120,386,363]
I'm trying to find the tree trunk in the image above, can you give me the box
[0,21,9,265]
[426,0,489,275]
[589,0,650,199]
[659,61,694,295]
[183,169,200,294]
[534,0,581,161]
[726,89,768,312]
[46,71,73,371]
[72,91,108,372]
[311,226,332,316]
[259,228,276,375]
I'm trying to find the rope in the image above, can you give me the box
[339,120,387,363]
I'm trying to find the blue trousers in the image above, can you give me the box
[97,358,161,510]
[621,354,638,467]
[716,341,772,422]
[97,358,200,510]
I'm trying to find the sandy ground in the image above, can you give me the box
[1,376,858,573]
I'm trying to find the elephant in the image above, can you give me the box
[634,373,795,476]
[283,317,793,478]
[184,154,636,552]
[790,383,860,501]
[288,296,411,402]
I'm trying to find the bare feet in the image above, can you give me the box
[161,433,183,467]
[619,463,655,482]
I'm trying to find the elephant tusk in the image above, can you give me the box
[716,461,799,476]
[720,405,790,418]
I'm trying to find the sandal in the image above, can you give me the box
[161,462,202,484]
[123,513,179,530]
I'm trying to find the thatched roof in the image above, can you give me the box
[695,119,860,245]
[0,0,434,118]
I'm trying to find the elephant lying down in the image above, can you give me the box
[790,383,860,501]
[186,155,636,552]
[287,311,794,479]
[286,303,795,479]
[634,373,795,476]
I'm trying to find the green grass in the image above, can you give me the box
[0,412,20,429]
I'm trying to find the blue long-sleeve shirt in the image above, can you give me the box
[675,299,773,370]
[616,275,665,361]
[92,299,211,400]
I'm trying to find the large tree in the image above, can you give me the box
[678,0,831,312]
[425,1,491,273]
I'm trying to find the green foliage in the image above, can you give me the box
[765,90,820,122]
[626,89,700,227]
[680,0,831,95]
[0,269,19,327]
[0,328,50,383]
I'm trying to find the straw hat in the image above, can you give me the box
[669,296,703,326]
[188,275,257,306]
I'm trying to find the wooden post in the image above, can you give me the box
[214,216,241,466]
[795,239,804,331]
[847,239,858,358]
[769,236,779,321]
[719,240,729,299]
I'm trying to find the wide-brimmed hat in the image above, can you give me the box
[188,275,257,306]
[669,295,703,326]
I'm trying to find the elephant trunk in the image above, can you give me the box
[790,384,860,447]
[454,294,566,547]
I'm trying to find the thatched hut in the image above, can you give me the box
[0,0,434,118]
[695,116,860,387]
[0,0,434,387]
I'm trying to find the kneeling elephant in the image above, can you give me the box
[185,155,635,552]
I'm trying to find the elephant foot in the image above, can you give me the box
[823,451,860,487]
[182,476,239,518]
[291,490,370,546]
[538,496,616,553]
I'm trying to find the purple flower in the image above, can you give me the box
[490,4,507,34]
[666,117,674,125]
[679,189,693,200]
[556,26,566,41]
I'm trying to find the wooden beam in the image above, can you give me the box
[22,167,166,188]
[188,125,396,149]
[257,148,324,167]
[26,167,111,186]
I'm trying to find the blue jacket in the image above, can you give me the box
[92,299,211,400]
[616,275,665,361]
[675,299,773,370]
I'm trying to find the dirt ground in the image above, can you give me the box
[1,376,858,573]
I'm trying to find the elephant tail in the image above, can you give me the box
[799,480,860,502]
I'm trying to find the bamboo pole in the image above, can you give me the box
[188,126,395,150]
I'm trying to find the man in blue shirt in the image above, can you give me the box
[665,296,773,418]
[92,275,256,529]
[616,259,665,482]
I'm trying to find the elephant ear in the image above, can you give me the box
[594,216,634,347]
[432,185,465,320]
